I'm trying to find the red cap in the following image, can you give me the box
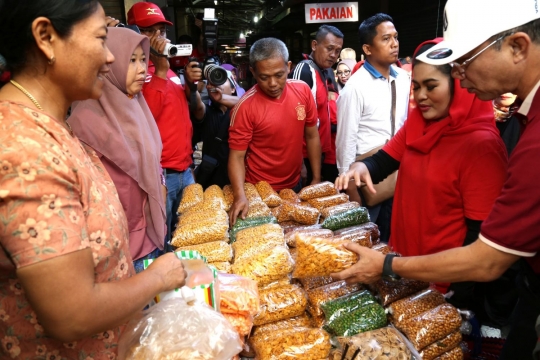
[127,2,173,28]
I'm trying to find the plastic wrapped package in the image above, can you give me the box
[251,313,313,337]
[320,290,377,324]
[222,312,253,336]
[434,346,464,360]
[209,261,231,273]
[334,222,380,245]
[293,236,357,278]
[329,348,343,360]
[271,202,294,223]
[234,223,283,243]
[323,302,387,336]
[278,188,301,203]
[285,228,333,247]
[218,273,259,316]
[332,226,372,248]
[299,201,312,207]
[229,216,277,242]
[253,283,308,326]
[171,220,229,247]
[298,275,335,290]
[203,184,227,210]
[279,221,304,232]
[257,276,291,291]
[178,208,228,227]
[283,223,322,234]
[231,245,294,287]
[298,181,338,200]
[178,241,232,262]
[250,327,331,360]
[244,182,262,203]
[320,201,361,218]
[233,234,286,264]
[372,242,392,255]
[420,331,462,360]
[321,207,370,231]
[290,203,320,225]
[246,200,273,218]
[306,280,363,317]
[177,183,204,213]
[309,310,326,328]
[307,193,349,211]
[289,247,297,260]
[336,327,412,360]
[118,291,242,360]
[397,303,462,350]
[387,289,446,326]
[371,278,430,306]
[255,181,282,207]
[222,184,234,211]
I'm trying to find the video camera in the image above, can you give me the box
[189,56,228,87]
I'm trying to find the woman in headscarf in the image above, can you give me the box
[336,59,356,91]
[69,27,166,272]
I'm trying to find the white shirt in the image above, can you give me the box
[336,61,410,174]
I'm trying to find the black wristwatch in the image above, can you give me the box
[382,253,401,281]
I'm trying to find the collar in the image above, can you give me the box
[363,60,398,80]
[518,79,540,121]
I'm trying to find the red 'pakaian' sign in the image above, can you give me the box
[305,2,358,24]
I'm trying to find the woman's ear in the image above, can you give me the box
[31,16,58,63]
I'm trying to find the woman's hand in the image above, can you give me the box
[335,161,376,193]
[147,252,187,291]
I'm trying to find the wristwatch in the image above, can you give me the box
[382,253,401,281]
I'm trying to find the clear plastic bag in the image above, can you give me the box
[203,184,227,210]
[387,288,446,326]
[253,283,308,326]
[251,313,312,337]
[171,220,229,247]
[293,235,357,278]
[298,181,338,200]
[178,208,228,227]
[229,216,277,243]
[306,280,363,317]
[218,273,259,316]
[250,327,331,360]
[271,202,294,223]
[178,241,232,262]
[371,278,430,306]
[231,245,294,287]
[244,182,262,203]
[320,290,377,324]
[372,242,392,254]
[285,228,333,247]
[222,312,253,337]
[234,223,283,245]
[322,302,387,336]
[332,226,372,248]
[336,326,412,360]
[396,303,462,350]
[232,224,285,263]
[222,184,234,211]
[255,181,282,207]
[420,331,462,360]
[290,203,321,225]
[298,275,335,291]
[278,188,300,203]
[334,222,380,245]
[307,193,349,211]
[118,291,242,360]
[321,207,370,231]
[177,183,204,214]
[320,201,361,218]
[246,200,273,218]
[434,345,463,360]
[209,261,231,273]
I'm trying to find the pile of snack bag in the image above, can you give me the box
[119,181,468,360]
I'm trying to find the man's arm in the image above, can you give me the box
[305,125,322,184]
[228,149,249,226]
[336,87,361,174]
[184,61,205,120]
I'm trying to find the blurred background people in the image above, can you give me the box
[340,47,357,61]
[336,59,356,91]
[494,92,521,155]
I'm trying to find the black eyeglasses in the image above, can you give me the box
[336,70,351,76]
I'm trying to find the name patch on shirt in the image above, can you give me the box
[296,104,306,121]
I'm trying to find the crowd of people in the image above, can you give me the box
[0,0,539,358]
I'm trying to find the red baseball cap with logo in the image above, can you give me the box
[127,2,173,28]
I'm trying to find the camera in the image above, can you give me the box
[163,44,193,58]
[191,56,228,86]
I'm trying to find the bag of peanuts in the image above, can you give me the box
[307,193,349,211]
[434,345,464,360]
[285,227,333,247]
[178,208,228,227]
[171,220,229,248]
[250,327,331,360]
[203,184,227,210]
[251,313,312,337]
[290,203,321,225]
[298,181,338,200]
[253,283,308,326]
[320,201,361,218]
[222,184,234,211]
[334,222,380,245]
[370,278,430,306]
[245,200,273,218]
[278,188,301,203]
[178,241,232,262]
[420,331,462,360]
[293,235,357,278]
[177,183,204,213]
[244,182,262,203]
[321,207,370,231]
[255,181,282,207]
[387,288,446,326]
[229,216,277,243]
[209,261,231,273]
[396,303,462,350]
[231,245,294,287]
[232,224,285,263]
[336,326,412,360]
[298,275,335,291]
[306,280,363,317]
[332,226,373,248]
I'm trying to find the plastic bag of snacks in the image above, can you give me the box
[244,182,262,203]
[434,346,463,360]
[320,201,361,218]
[293,236,357,278]
[285,228,333,247]
[177,183,204,214]
[372,242,392,254]
[332,226,372,248]
[118,288,242,360]
[235,223,283,243]
[246,200,272,218]
[306,280,363,317]
[323,301,387,336]
[371,278,430,306]
[307,193,349,211]
[222,184,234,211]
[420,331,462,360]
[231,245,294,287]
[290,203,320,225]
[397,303,462,350]
[178,241,232,262]
[232,224,285,262]
[329,348,343,360]
[229,216,277,242]
[255,181,282,207]
[278,188,300,203]
[251,313,312,337]
[203,184,227,210]
[298,275,335,291]
[336,327,412,360]
[271,202,294,223]
[309,309,326,328]
[298,181,338,200]
[209,261,231,273]
[250,327,331,360]
[171,220,229,247]
[178,208,228,227]
[321,207,370,231]
[218,273,259,316]
[253,283,308,326]
[257,276,291,291]
[222,312,252,337]
[387,288,446,326]
[320,290,377,324]
[334,222,380,244]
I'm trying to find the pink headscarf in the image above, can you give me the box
[68,27,165,249]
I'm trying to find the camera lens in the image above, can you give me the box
[204,64,227,86]
[168,45,178,57]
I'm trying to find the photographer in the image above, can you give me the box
[190,67,240,188]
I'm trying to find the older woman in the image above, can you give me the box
[0,1,185,358]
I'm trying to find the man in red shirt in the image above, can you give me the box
[127,2,202,249]
[228,38,321,225]
[334,0,540,358]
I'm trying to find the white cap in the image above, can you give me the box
[416,0,540,65]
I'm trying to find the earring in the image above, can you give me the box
[48,56,56,65]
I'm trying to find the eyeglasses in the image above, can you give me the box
[139,27,167,37]
[336,70,351,76]
[449,34,511,79]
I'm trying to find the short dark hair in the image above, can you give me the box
[413,42,454,95]
[315,25,344,42]
[249,37,289,69]
[358,13,393,48]
[0,0,99,73]
[491,18,540,50]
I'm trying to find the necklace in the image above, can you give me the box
[10,79,73,136]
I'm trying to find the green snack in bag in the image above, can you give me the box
[229,216,277,242]
[320,290,377,323]
[323,302,387,337]
[321,207,370,231]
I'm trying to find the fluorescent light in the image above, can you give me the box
[214,0,218,5]
[254,15,258,23]
[239,32,245,38]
